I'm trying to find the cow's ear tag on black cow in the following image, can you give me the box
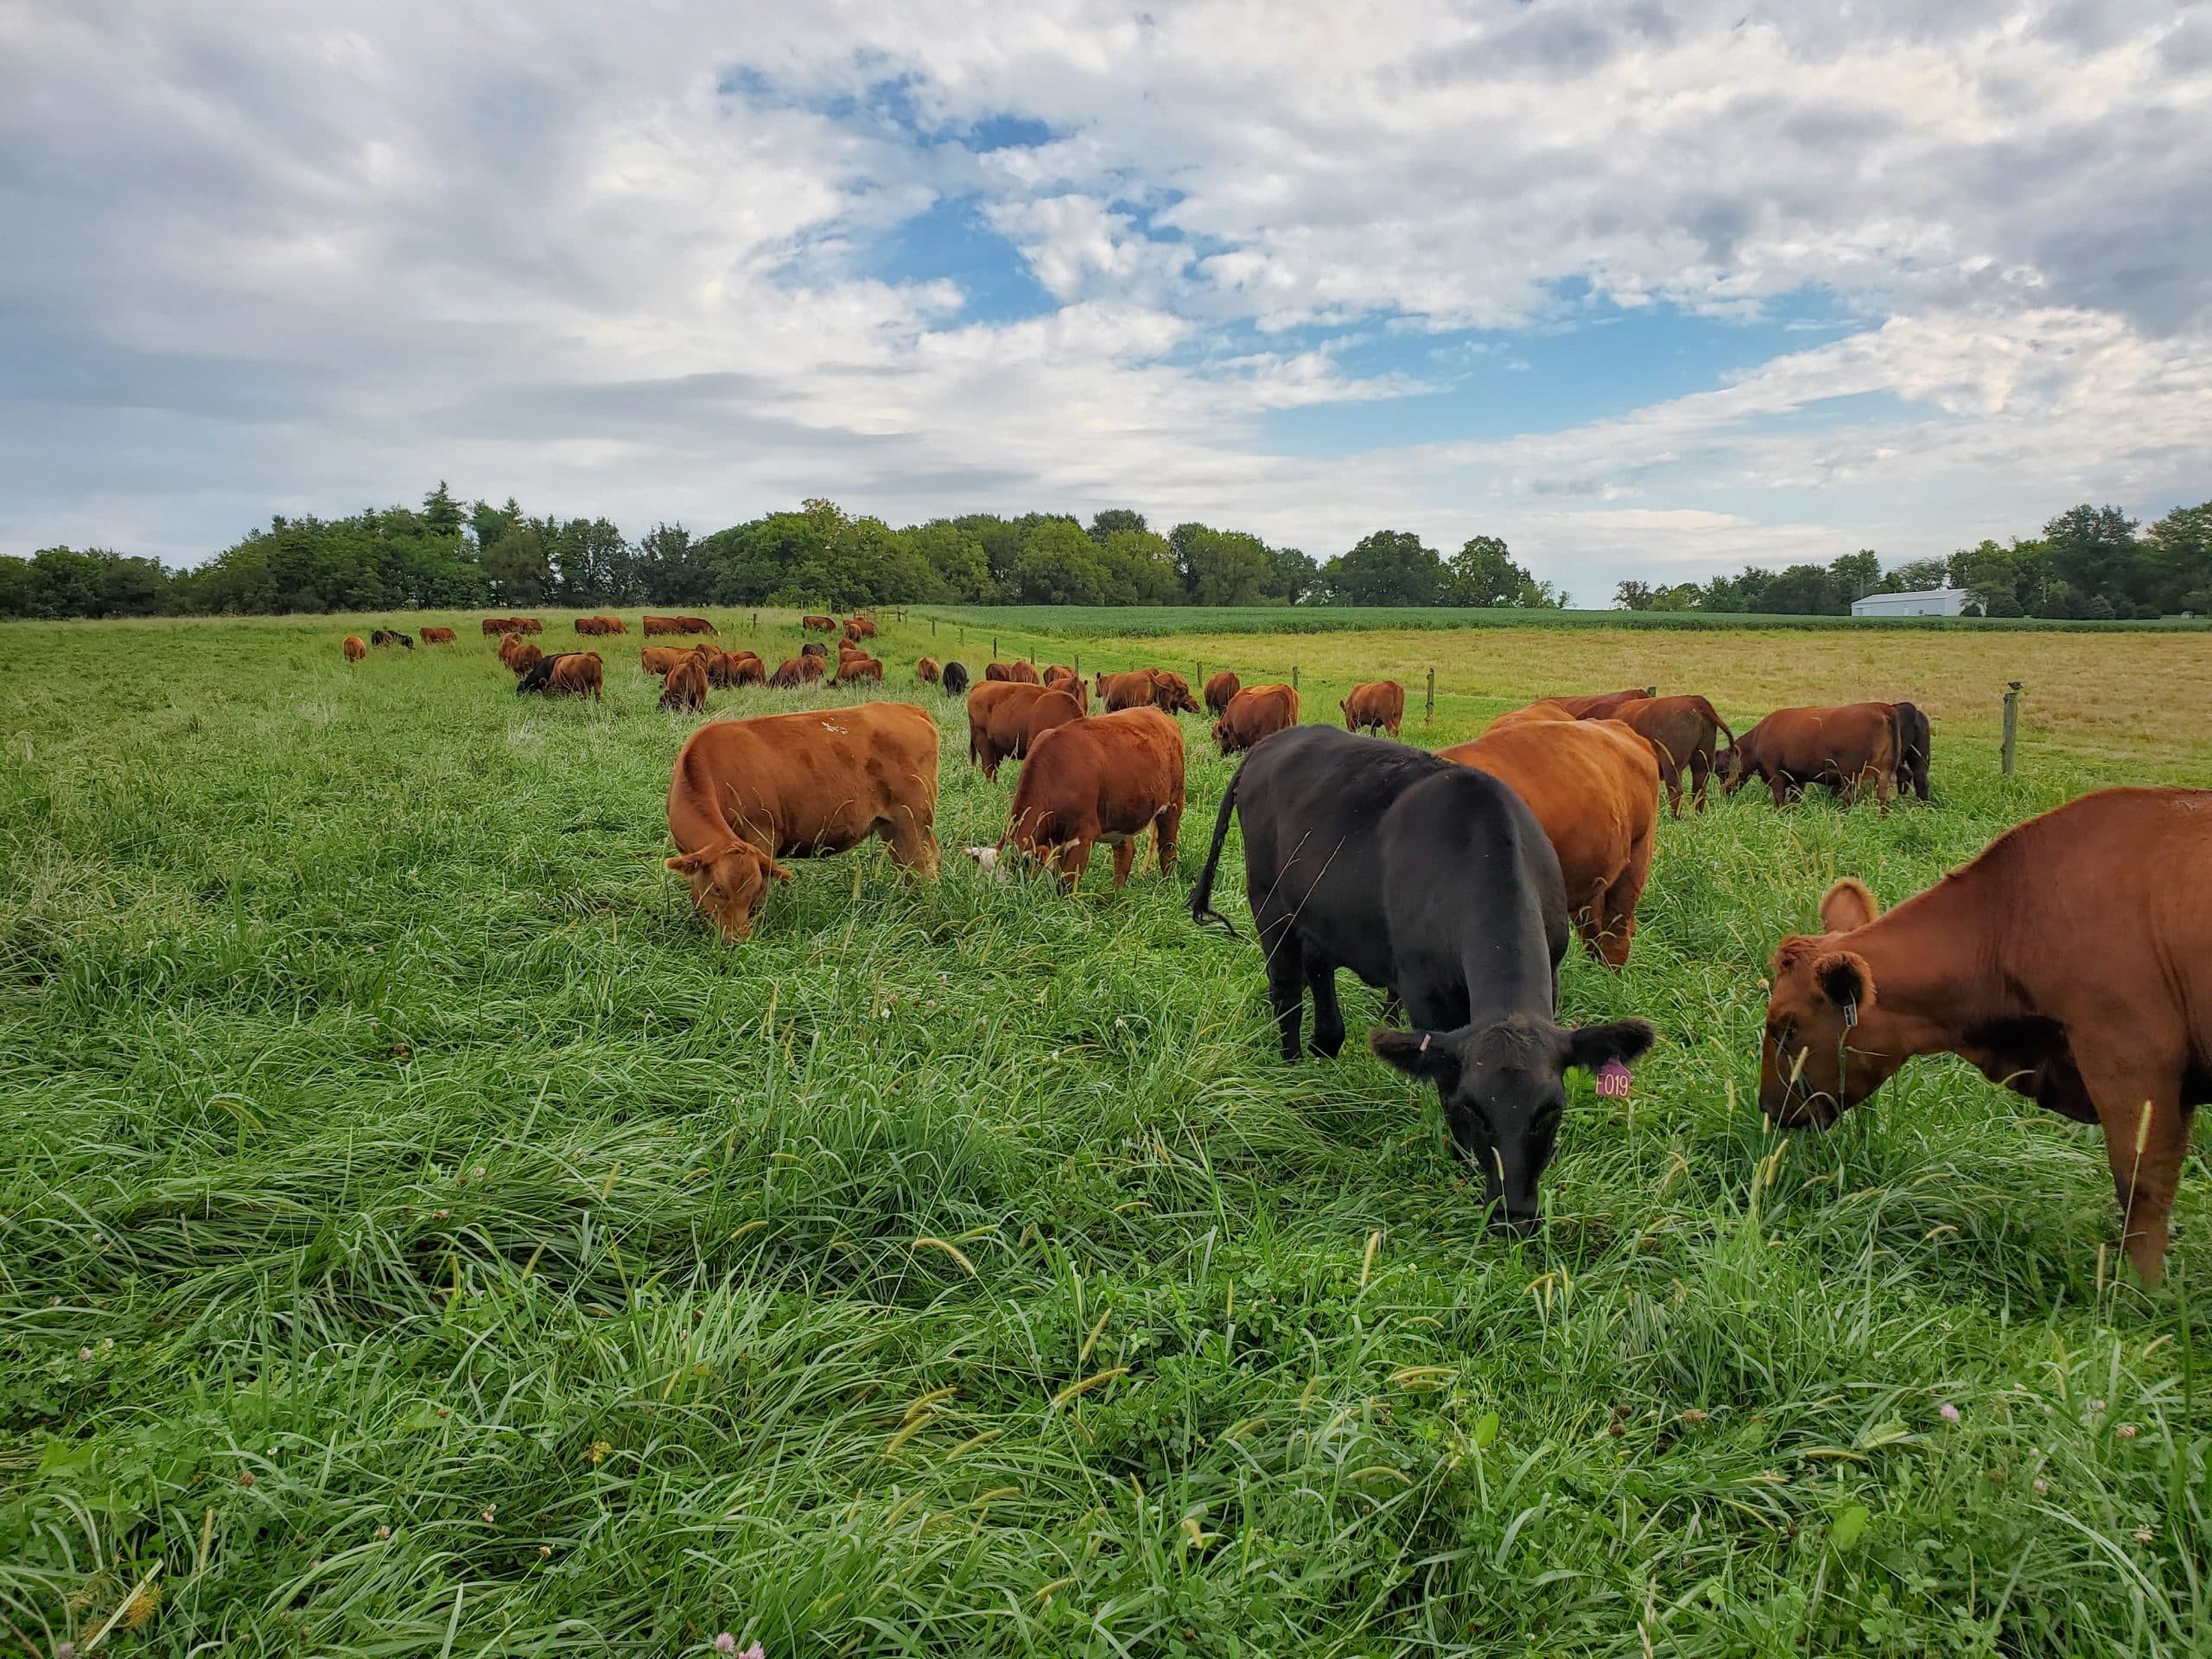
[1595,1058,1633,1099]
[1840,998,1859,1028]
[1417,1033,1432,1055]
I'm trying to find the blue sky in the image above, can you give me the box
[3,0,2209,595]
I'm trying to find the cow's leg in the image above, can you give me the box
[1873,765,1892,818]
[1305,949,1346,1058]
[1110,837,1135,887]
[2072,1045,2190,1285]
[1261,920,1306,1061]
[1573,878,1611,963]
[1154,803,1181,876]
[1661,760,1683,819]
[1055,837,1094,893]
[1689,750,1711,813]
[885,807,938,878]
[1595,835,1654,970]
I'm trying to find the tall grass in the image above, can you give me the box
[0,612,2205,1656]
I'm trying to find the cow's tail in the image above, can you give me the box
[1188,762,1243,936]
[1701,696,1736,751]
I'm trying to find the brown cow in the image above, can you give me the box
[846,615,878,640]
[1152,671,1199,714]
[1341,679,1403,739]
[645,613,717,637]
[575,615,626,636]
[1042,663,1084,695]
[661,652,710,712]
[1482,700,1578,734]
[1725,703,1897,814]
[518,651,602,700]
[482,618,512,636]
[1213,683,1300,755]
[721,651,766,689]
[1599,695,1736,817]
[966,682,1084,781]
[1440,719,1659,967]
[802,614,836,632]
[837,654,885,684]
[917,657,940,685]
[420,626,455,645]
[1760,787,2212,1285]
[768,655,825,689]
[342,635,366,662]
[500,637,543,676]
[1540,687,1654,719]
[1098,668,1198,714]
[800,641,829,660]
[664,703,940,941]
[1202,671,1240,718]
[984,707,1185,891]
[516,617,543,634]
[641,645,691,677]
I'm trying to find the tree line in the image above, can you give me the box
[3,486,2206,620]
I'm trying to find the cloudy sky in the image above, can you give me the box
[5,1,2209,597]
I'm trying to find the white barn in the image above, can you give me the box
[1852,586,1968,618]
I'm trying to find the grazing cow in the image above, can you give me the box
[1213,683,1300,755]
[837,654,885,685]
[1598,695,1736,817]
[768,655,825,689]
[517,617,543,634]
[661,652,710,712]
[722,651,766,689]
[1341,680,1404,739]
[1042,664,1087,702]
[1189,725,1655,1230]
[1153,671,1199,714]
[517,651,603,700]
[940,661,969,697]
[1440,720,1660,967]
[917,657,940,685]
[645,613,717,637]
[499,636,543,676]
[1760,787,2211,1285]
[966,682,1084,780]
[1098,668,1200,715]
[983,662,1020,683]
[984,706,1185,890]
[575,615,622,636]
[370,628,414,649]
[640,645,691,677]
[800,641,829,660]
[1725,703,1898,814]
[1203,671,1241,718]
[1540,687,1654,720]
[420,626,455,645]
[803,614,836,633]
[1892,702,1932,801]
[482,618,511,636]
[1483,701,1578,734]
[664,702,940,941]
[846,615,878,640]
[342,635,366,662]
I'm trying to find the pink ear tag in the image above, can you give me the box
[1595,1059,1633,1098]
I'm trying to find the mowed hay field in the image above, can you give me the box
[3,613,2208,1658]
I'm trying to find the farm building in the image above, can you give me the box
[1851,585,1970,617]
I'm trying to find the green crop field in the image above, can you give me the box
[3,611,2207,1657]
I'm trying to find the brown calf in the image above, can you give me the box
[1340,679,1403,738]
[1213,683,1300,755]
[997,707,1185,891]
[967,682,1084,780]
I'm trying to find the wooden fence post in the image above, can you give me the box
[1425,667,1435,726]
[931,618,937,637]
[1196,661,1204,692]
[1291,665,1300,693]
[2001,681,2023,777]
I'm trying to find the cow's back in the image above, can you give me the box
[671,703,939,855]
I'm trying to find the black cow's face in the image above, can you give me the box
[1373,1015,1656,1233]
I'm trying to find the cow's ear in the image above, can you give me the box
[1370,1028,1459,1088]
[1820,878,1879,933]
[665,851,712,876]
[765,856,795,884]
[1812,951,1875,1021]
[1560,1018,1657,1074]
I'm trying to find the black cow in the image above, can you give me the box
[1893,702,1931,801]
[370,628,414,649]
[1190,726,1654,1232]
[940,661,970,698]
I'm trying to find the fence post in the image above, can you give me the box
[2001,681,2023,777]
[1196,661,1204,692]
[1292,665,1300,693]
[931,618,937,637]
[751,611,758,630]
[992,636,998,660]
[1425,667,1435,726]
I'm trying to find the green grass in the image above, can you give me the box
[919,604,2211,637]
[2,612,2207,1657]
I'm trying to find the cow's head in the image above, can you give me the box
[666,842,792,942]
[1372,1014,1656,1233]
[1760,879,1910,1127]
[1152,671,1200,714]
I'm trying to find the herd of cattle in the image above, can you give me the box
[340,611,2206,1285]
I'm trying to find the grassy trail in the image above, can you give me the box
[2,612,2206,1656]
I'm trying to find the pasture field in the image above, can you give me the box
[2,611,2208,1658]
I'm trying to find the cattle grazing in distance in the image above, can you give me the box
[518,651,604,700]
[1151,671,1200,714]
[986,661,1041,684]
[845,615,878,640]
[664,703,940,941]
[1760,787,2212,1285]
[1597,695,1736,817]
[982,706,1185,890]
[1214,683,1300,754]
[802,613,836,632]
[1042,665,1089,709]
[837,654,885,685]
[940,661,969,698]
[482,617,516,636]
[768,655,825,689]
[1440,720,1660,968]
[515,617,543,634]
[370,629,414,649]
[1483,700,1578,734]
[1341,680,1404,739]
[419,626,456,645]
[1189,725,1654,1231]
[1541,687,1654,720]
[720,651,766,689]
[640,645,691,677]
[1724,703,1898,814]
[660,652,710,712]
[644,613,717,637]
[917,657,940,685]
[1098,668,1200,715]
[1204,671,1241,718]
[342,635,366,662]
[575,614,626,636]
[967,682,1084,780]
[499,635,543,675]
[1891,702,1932,800]
[800,641,829,660]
